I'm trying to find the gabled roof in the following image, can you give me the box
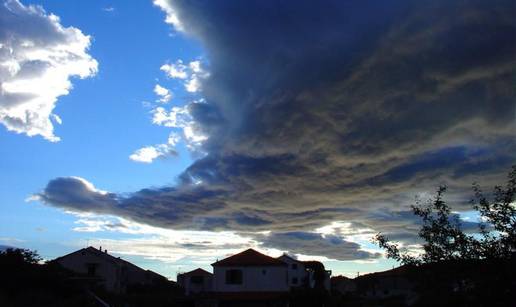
[277,253,303,264]
[54,246,168,280]
[212,249,287,267]
[179,268,213,276]
[53,246,119,266]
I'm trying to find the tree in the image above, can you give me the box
[374,165,516,265]
[0,248,42,265]
[471,166,516,259]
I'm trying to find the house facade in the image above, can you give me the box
[278,254,332,291]
[177,268,213,295]
[211,249,289,293]
[54,246,168,293]
[277,254,307,288]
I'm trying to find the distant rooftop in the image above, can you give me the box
[179,268,213,276]
[53,246,167,280]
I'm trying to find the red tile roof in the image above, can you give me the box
[212,249,287,267]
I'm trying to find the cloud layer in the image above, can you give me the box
[39,0,516,259]
[0,0,97,141]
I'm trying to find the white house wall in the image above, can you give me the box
[278,256,308,288]
[213,266,288,292]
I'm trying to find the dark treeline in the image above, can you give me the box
[0,248,97,306]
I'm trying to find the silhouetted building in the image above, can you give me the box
[177,268,213,295]
[302,260,332,291]
[277,254,331,291]
[53,246,168,293]
[277,254,308,289]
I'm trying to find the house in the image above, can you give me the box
[182,249,332,306]
[277,254,307,288]
[277,254,332,291]
[53,246,168,293]
[177,268,213,295]
[211,249,289,293]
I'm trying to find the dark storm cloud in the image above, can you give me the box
[38,177,118,211]
[38,0,516,259]
[260,232,381,261]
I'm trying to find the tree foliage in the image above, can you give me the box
[0,248,42,265]
[374,166,516,265]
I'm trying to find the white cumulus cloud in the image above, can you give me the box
[160,60,187,79]
[160,59,208,93]
[151,104,208,150]
[129,132,180,163]
[0,0,98,142]
[152,0,184,32]
[153,84,172,103]
[151,105,190,127]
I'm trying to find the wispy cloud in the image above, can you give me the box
[69,213,256,264]
[102,6,115,13]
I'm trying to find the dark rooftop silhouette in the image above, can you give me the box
[179,267,213,276]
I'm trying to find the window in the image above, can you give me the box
[86,263,98,276]
[191,276,204,284]
[292,277,298,284]
[225,269,243,284]
[291,263,298,270]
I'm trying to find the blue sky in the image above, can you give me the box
[0,0,514,280]
[0,0,204,276]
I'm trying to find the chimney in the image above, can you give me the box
[99,246,102,252]
[104,249,108,254]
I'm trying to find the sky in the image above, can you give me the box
[0,0,515,280]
